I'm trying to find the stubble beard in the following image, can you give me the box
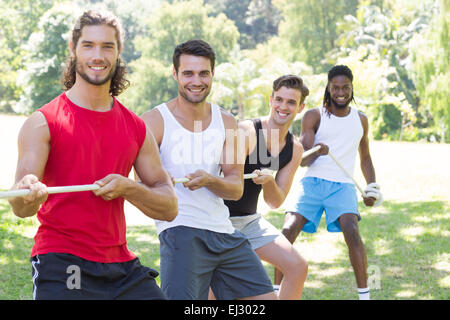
[75,57,117,87]
[178,85,211,104]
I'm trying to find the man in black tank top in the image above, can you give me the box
[221,75,309,300]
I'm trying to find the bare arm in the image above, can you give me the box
[257,140,303,209]
[358,112,377,206]
[183,110,244,200]
[299,109,328,167]
[358,112,376,183]
[93,130,178,221]
[8,112,50,218]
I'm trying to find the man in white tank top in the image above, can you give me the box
[279,65,380,300]
[141,40,276,300]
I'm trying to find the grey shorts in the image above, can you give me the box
[229,213,281,250]
[158,225,274,300]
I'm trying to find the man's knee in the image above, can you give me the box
[293,255,308,278]
[282,212,305,242]
[339,214,362,244]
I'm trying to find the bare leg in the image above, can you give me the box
[208,288,216,300]
[338,213,368,288]
[210,287,277,300]
[238,292,278,300]
[274,212,308,285]
[256,236,307,299]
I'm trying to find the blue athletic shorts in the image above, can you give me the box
[286,177,360,233]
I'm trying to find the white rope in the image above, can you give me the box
[0,146,324,199]
[327,151,367,197]
[328,151,383,207]
[0,184,100,199]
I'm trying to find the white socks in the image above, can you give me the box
[358,287,370,300]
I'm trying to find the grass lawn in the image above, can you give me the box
[0,141,449,299]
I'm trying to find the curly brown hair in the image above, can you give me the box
[61,10,129,96]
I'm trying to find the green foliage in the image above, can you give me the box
[0,0,447,143]
[273,0,359,72]
[206,0,281,49]
[14,3,76,113]
[75,0,163,64]
[410,0,450,142]
[122,0,240,114]
[0,0,57,112]
[372,104,402,140]
[326,0,440,141]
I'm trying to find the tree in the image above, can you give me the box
[211,57,265,120]
[273,0,359,72]
[75,0,162,63]
[211,48,316,121]
[0,0,57,113]
[14,3,76,113]
[206,0,281,49]
[411,0,450,142]
[122,0,240,114]
[325,0,436,141]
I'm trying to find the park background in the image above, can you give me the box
[0,0,448,299]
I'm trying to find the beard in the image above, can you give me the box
[178,85,211,104]
[331,97,352,109]
[75,57,117,86]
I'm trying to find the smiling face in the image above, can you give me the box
[269,86,303,126]
[173,54,214,104]
[328,75,353,109]
[71,25,120,87]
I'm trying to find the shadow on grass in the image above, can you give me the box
[265,200,449,300]
[126,225,162,285]
[1,199,448,300]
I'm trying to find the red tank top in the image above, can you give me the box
[31,93,146,263]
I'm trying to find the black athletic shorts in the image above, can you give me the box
[30,253,166,300]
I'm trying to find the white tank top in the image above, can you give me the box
[153,103,234,235]
[304,106,363,183]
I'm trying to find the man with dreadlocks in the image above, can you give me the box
[8,10,177,299]
[275,65,380,300]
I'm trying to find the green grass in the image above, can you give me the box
[1,198,448,300]
[1,139,449,300]
[0,201,37,299]
[264,200,450,300]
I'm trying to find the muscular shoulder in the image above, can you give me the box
[302,108,321,122]
[357,110,369,125]
[21,111,50,140]
[291,138,304,163]
[357,110,369,133]
[141,108,163,145]
[301,108,321,130]
[219,107,238,129]
[237,119,255,135]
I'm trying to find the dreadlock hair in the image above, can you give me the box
[323,65,355,115]
[61,10,129,96]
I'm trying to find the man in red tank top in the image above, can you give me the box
[8,10,177,300]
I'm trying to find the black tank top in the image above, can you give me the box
[225,119,294,217]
